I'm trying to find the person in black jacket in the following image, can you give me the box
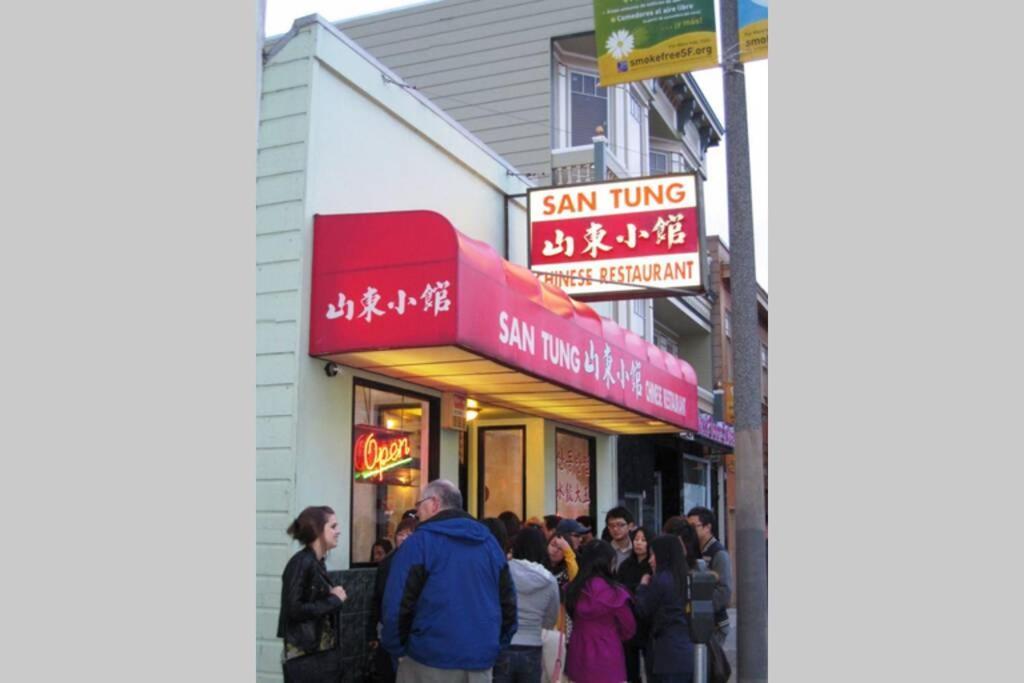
[277,505,349,683]
[367,516,418,683]
[634,535,694,683]
[618,526,654,683]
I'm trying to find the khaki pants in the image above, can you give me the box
[396,656,493,683]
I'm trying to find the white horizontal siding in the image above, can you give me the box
[256,385,296,416]
[258,143,306,177]
[256,291,299,323]
[256,321,300,355]
[256,353,298,385]
[256,200,305,235]
[257,608,282,639]
[257,511,294,546]
[257,576,283,609]
[256,261,302,294]
[262,59,312,93]
[256,232,302,264]
[256,448,295,481]
[256,171,305,206]
[258,115,308,150]
[257,31,314,682]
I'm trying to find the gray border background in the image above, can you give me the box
[3,0,1022,679]
[774,0,1021,680]
[3,1,255,679]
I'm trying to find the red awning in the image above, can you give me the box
[310,211,698,434]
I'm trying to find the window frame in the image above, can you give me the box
[567,69,609,148]
[476,425,528,521]
[349,377,440,569]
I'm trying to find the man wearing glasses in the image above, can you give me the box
[604,506,635,572]
[687,506,733,647]
[382,479,517,682]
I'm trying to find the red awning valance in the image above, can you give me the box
[310,211,698,434]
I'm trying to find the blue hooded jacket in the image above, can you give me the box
[381,509,517,670]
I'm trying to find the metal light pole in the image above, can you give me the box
[719,0,768,681]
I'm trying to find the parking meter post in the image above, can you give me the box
[689,559,717,683]
[694,643,708,683]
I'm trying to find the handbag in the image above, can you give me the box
[707,637,732,683]
[541,627,566,683]
[282,647,342,682]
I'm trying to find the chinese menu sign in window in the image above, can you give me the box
[555,430,593,520]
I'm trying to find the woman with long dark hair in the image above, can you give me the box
[563,541,636,683]
[494,526,559,683]
[634,535,694,683]
[617,526,654,682]
[277,505,349,683]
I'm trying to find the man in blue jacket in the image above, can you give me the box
[382,479,517,682]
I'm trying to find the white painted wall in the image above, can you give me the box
[256,17,531,682]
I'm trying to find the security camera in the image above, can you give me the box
[324,362,340,377]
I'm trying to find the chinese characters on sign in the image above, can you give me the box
[556,430,592,519]
[498,311,687,418]
[528,175,704,301]
[326,281,452,322]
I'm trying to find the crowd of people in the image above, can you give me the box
[276,479,732,683]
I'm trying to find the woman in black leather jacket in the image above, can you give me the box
[277,505,348,682]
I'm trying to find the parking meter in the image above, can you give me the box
[688,559,717,644]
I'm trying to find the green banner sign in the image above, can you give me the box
[594,0,718,86]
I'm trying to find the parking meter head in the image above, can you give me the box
[688,567,717,644]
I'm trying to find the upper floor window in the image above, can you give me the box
[570,71,608,147]
[631,298,648,336]
[654,328,679,357]
[761,344,768,367]
[629,94,641,122]
[724,311,732,339]
[650,150,668,175]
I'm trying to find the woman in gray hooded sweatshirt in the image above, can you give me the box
[494,526,560,683]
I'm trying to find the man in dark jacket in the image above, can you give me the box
[687,506,734,647]
[382,479,517,682]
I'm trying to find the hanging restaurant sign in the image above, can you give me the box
[528,174,704,301]
[352,424,416,484]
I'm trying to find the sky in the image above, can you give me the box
[264,0,768,289]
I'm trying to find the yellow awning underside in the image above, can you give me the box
[327,345,682,435]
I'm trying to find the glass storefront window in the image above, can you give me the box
[351,381,433,566]
[682,456,710,514]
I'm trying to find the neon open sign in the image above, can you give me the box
[353,425,414,482]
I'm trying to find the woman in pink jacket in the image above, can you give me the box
[563,540,637,683]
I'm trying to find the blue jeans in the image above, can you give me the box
[493,645,542,683]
